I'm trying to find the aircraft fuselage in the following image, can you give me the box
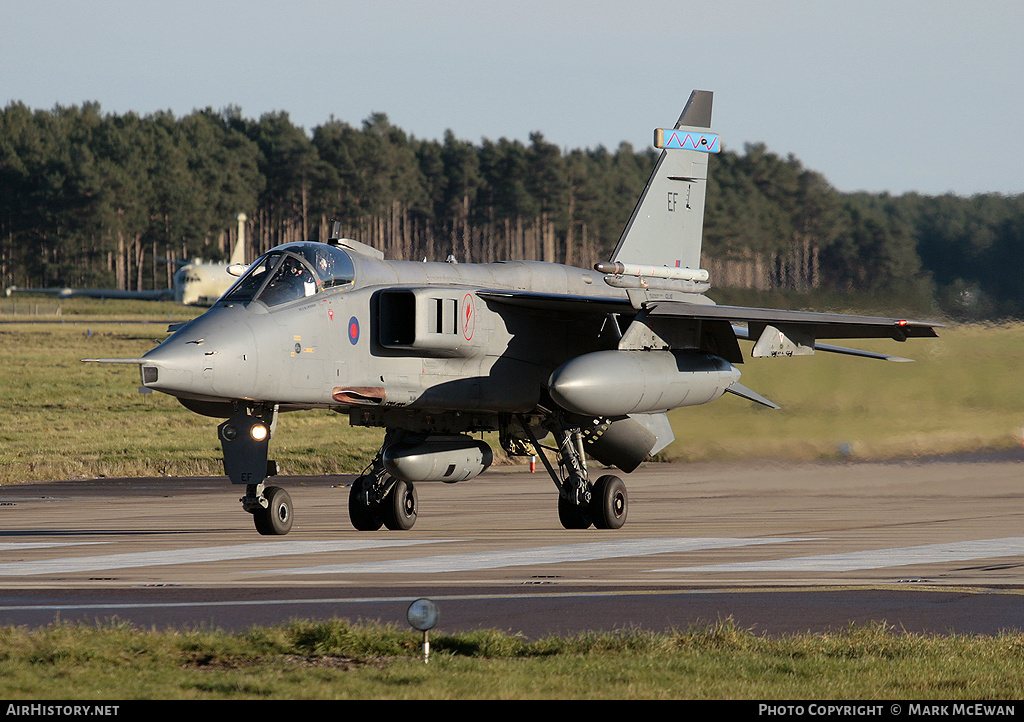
[141,242,723,435]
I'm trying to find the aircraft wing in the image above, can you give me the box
[649,301,939,361]
[478,289,938,338]
[647,302,939,341]
[478,289,940,361]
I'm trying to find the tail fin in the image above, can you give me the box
[609,90,716,272]
[230,213,247,266]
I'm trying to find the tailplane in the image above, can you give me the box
[608,90,717,273]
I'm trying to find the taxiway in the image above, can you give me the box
[1,455,1022,637]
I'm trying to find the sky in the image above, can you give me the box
[2,0,1022,197]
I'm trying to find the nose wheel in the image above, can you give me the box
[247,484,293,535]
[223,405,294,535]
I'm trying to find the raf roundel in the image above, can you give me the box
[348,316,360,345]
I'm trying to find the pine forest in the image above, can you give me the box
[2,102,1023,319]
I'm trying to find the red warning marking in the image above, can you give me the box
[462,293,475,340]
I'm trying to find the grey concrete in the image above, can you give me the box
[1,455,1022,636]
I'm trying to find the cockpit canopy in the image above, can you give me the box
[222,242,355,306]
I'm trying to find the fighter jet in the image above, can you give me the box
[87,91,938,535]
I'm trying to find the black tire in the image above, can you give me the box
[348,476,383,531]
[253,486,293,535]
[382,479,418,530]
[557,495,592,529]
[591,475,627,529]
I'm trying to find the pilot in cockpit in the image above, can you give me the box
[262,256,317,306]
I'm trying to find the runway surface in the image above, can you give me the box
[2,454,1023,637]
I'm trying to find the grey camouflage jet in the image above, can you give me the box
[88,91,939,535]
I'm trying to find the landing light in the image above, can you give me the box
[251,424,269,442]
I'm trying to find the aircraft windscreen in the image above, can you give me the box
[221,243,355,306]
[287,243,355,291]
[222,253,280,303]
[258,255,318,306]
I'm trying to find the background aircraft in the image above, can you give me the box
[87,91,938,535]
[170,214,249,305]
[6,213,249,306]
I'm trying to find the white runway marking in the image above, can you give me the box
[655,538,1024,573]
[0,542,108,551]
[12,536,1021,579]
[0,539,459,576]
[259,537,809,575]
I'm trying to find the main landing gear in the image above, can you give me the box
[348,433,418,531]
[518,415,628,530]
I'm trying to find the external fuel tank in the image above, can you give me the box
[382,435,494,483]
[548,350,739,417]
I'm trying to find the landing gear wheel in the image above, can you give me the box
[252,486,293,536]
[348,476,383,531]
[591,475,627,529]
[383,480,418,530]
[558,495,592,529]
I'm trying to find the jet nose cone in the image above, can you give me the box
[141,333,200,394]
[142,305,257,398]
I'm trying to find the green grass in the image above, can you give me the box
[666,322,1024,462]
[1,619,1022,699]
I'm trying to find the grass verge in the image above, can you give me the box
[1,619,1023,700]
[665,322,1024,462]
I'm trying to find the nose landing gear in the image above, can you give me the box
[221,404,295,536]
[244,483,293,535]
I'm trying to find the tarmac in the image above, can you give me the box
[1,454,1023,637]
